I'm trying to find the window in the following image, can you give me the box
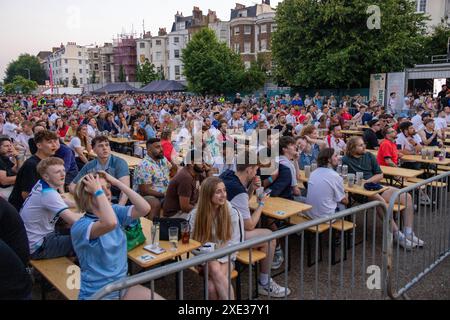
[78,52,81,57]
[244,25,252,35]
[79,69,83,74]
[174,37,179,44]
[238,10,247,18]
[79,78,83,85]
[103,65,107,71]
[175,65,180,75]
[64,59,68,64]
[234,43,240,53]
[65,68,68,74]
[260,39,267,51]
[271,24,277,33]
[234,27,240,35]
[156,40,161,45]
[416,0,427,12]
[174,50,180,58]
[178,22,185,30]
[261,24,267,33]
[94,64,99,70]
[79,60,82,65]
[94,53,98,59]
[156,52,162,60]
[244,42,251,53]
[140,42,145,49]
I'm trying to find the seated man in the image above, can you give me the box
[0,137,23,198]
[377,127,402,167]
[396,121,422,170]
[9,131,59,211]
[134,138,171,218]
[326,124,347,156]
[343,137,424,249]
[363,119,381,150]
[220,151,291,298]
[20,157,81,260]
[69,136,130,205]
[163,149,211,219]
[306,148,348,219]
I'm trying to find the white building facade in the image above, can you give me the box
[47,42,90,87]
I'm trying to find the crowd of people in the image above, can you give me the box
[1,87,449,300]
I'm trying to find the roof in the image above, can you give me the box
[91,82,137,94]
[230,5,257,20]
[138,80,186,93]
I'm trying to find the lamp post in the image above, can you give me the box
[25,68,31,80]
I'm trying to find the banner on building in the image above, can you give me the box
[386,72,406,111]
[369,73,386,105]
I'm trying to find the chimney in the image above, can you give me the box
[158,28,167,36]
[262,0,271,5]
[235,3,246,10]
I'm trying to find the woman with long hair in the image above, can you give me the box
[189,177,243,300]
[55,118,69,139]
[68,124,92,170]
[71,171,163,300]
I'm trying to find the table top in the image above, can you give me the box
[399,155,450,166]
[341,130,363,136]
[249,196,312,220]
[298,171,388,197]
[110,152,142,168]
[380,165,424,178]
[127,218,201,269]
[108,137,140,144]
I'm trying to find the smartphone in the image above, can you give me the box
[144,245,166,255]
[264,189,272,197]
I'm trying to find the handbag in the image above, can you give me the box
[124,219,146,251]
[153,217,187,240]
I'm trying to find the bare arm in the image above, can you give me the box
[366,173,383,184]
[0,170,16,186]
[179,196,195,213]
[118,175,130,206]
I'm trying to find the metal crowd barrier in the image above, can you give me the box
[385,172,450,299]
[91,201,390,300]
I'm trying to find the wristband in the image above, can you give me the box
[94,189,105,197]
[268,176,273,184]
[258,202,265,207]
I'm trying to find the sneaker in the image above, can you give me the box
[271,250,284,270]
[258,279,291,298]
[405,233,425,247]
[395,233,418,250]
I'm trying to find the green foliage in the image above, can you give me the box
[136,60,158,85]
[71,74,78,88]
[4,75,38,94]
[182,28,265,94]
[118,65,126,82]
[5,53,47,85]
[422,23,450,62]
[272,0,428,88]
[91,70,97,84]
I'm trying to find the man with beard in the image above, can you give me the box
[134,138,171,218]
[163,149,213,219]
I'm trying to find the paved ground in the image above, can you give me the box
[32,188,450,300]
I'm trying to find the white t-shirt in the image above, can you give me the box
[69,137,83,157]
[411,114,423,131]
[3,122,18,140]
[15,133,33,155]
[286,114,297,125]
[328,136,347,155]
[446,114,450,125]
[306,167,346,219]
[20,180,69,254]
[403,97,410,111]
[228,118,244,129]
[396,133,422,154]
[434,117,447,131]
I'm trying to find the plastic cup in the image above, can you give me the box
[356,172,364,186]
[427,149,434,160]
[348,174,355,187]
[421,149,427,160]
[150,223,160,249]
[304,165,311,178]
[169,227,179,252]
[336,165,342,175]
[311,163,317,172]
[342,165,348,176]
[181,222,190,245]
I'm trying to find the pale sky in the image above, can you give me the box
[0,0,283,81]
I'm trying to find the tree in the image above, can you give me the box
[182,28,246,94]
[422,23,450,63]
[71,74,78,88]
[118,65,126,82]
[4,76,38,94]
[241,58,267,92]
[91,70,97,84]
[136,59,158,85]
[272,0,428,88]
[158,69,166,80]
[4,54,47,84]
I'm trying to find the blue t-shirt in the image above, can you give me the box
[71,204,135,300]
[298,144,320,169]
[72,155,129,184]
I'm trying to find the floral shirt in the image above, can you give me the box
[133,155,170,194]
